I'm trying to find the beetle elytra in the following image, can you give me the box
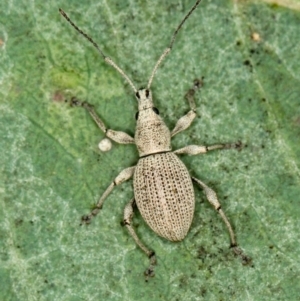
[59,0,250,279]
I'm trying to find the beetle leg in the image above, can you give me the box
[171,78,203,137]
[192,177,251,265]
[171,110,197,137]
[174,141,242,155]
[123,198,157,280]
[70,98,135,144]
[80,166,135,225]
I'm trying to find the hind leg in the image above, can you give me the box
[123,199,157,280]
[192,177,251,265]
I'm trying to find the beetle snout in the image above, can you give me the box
[136,88,150,100]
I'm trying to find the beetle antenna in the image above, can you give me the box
[59,8,138,93]
[147,0,202,89]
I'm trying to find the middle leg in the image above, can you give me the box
[174,141,242,155]
[81,166,135,225]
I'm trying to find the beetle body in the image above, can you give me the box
[60,0,250,278]
[134,89,195,242]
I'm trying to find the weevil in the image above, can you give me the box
[59,0,250,278]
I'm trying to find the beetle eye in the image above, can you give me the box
[135,112,139,120]
[152,107,159,115]
[145,89,150,98]
[135,91,140,99]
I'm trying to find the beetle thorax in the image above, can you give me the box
[134,89,171,157]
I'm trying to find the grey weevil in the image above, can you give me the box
[59,0,250,279]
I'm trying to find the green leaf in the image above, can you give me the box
[1,0,300,300]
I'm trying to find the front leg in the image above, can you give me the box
[70,98,135,144]
[174,141,242,155]
[171,78,202,137]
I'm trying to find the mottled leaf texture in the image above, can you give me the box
[0,0,300,300]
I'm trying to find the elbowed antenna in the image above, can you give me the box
[147,0,202,89]
[59,8,138,93]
